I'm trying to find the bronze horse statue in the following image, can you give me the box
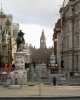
[16,30,25,51]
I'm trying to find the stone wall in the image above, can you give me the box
[61,0,80,72]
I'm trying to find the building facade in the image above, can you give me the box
[0,11,12,64]
[0,11,19,64]
[53,19,62,69]
[30,30,53,65]
[12,23,19,64]
[40,29,46,49]
[60,0,80,73]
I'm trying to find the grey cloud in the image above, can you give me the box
[4,0,64,27]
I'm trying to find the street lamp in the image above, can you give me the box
[71,5,75,75]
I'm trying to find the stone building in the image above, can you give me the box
[53,19,62,69]
[30,30,53,65]
[40,29,46,49]
[0,11,13,64]
[60,0,80,74]
[12,23,19,64]
[0,11,19,64]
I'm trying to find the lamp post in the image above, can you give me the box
[71,5,75,75]
[38,81,42,96]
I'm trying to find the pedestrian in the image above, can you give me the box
[12,64,15,71]
[53,77,56,86]
[15,78,18,85]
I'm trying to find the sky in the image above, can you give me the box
[1,0,64,48]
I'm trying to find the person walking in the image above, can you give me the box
[53,77,56,86]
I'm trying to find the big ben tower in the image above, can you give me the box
[40,29,46,49]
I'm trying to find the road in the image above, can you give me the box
[0,85,80,97]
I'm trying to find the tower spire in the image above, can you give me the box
[40,29,46,49]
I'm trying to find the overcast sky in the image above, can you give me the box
[2,0,64,48]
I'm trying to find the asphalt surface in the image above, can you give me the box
[0,85,80,97]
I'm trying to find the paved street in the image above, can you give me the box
[0,85,80,97]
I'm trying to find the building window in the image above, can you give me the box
[66,36,69,49]
[74,55,78,71]
[76,35,79,48]
[74,19,79,33]
[74,33,79,48]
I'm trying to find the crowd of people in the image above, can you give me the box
[0,64,15,73]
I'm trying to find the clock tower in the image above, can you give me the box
[40,29,46,48]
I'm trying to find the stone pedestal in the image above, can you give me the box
[9,51,27,85]
[15,51,27,85]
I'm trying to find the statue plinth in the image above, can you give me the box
[8,51,28,85]
[14,51,27,85]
